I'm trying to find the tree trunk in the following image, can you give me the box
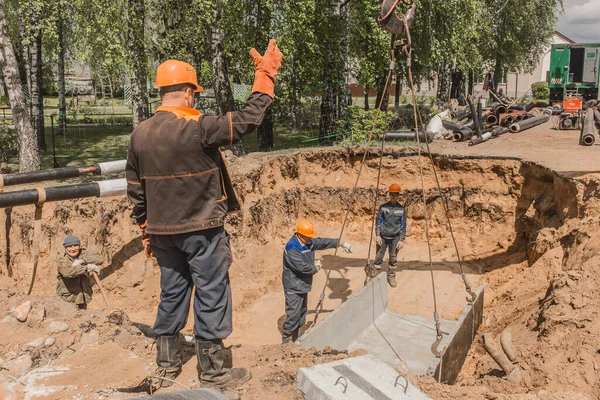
[319,81,336,142]
[375,73,390,111]
[57,11,67,134]
[257,108,273,151]
[467,69,474,96]
[17,19,30,106]
[493,58,503,93]
[450,70,466,102]
[31,30,45,152]
[436,62,451,103]
[364,90,369,110]
[127,0,148,128]
[318,0,341,143]
[0,0,40,172]
[210,0,244,156]
[254,2,273,151]
[394,72,401,111]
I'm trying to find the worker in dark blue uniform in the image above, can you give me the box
[281,220,352,343]
[372,183,407,287]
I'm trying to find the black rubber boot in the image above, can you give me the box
[154,335,182,388]
[196,339,252,389]
[282,333,293,344]
[282,329,299,344]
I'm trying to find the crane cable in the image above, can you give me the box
[312,47,397,326]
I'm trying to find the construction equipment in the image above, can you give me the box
[558,97,583,130]
[549,43,600,102]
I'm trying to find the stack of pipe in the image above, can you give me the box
[441,95,551,146]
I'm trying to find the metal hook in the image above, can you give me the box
[334,376,348,393]
[430,335,445,357]
[394,375,408,394]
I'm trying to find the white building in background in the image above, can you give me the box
[474,31,575,99]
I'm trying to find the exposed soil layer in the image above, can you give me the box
[0,147,599,399]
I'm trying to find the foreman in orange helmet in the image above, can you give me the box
[126,40,282,390]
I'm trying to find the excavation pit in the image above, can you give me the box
[0,147,597,399]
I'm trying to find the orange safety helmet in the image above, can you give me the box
[388,183,401,193]
[296,220,317,238]
[155,60,204,92]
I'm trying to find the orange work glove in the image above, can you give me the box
[249,38,283,98]
[139,221,153,258]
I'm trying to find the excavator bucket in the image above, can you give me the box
[378,0,416,35]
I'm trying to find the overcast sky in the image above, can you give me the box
[557,0,600,42]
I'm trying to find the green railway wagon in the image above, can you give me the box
[548,43,600,102]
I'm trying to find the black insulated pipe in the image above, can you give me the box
[509,114,550,133]
[594,109,600,124]
[476,98,483,138]
[0,160,126,187]
[1,166,94,187]
[525,101,537,112]
[581,108,596,146]
[385,131,434,142]
[0,179,126,208]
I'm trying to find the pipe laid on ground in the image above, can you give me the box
[509,114,550,133]
[594,109,600,124]
[468,131,492,146]
[499,114,514,126]
[0,160,126,187]
[0,178,126,208]
[441,119,465,133]
[580,108,596,146]
[493,104,507,115]
[384,131,433,142]
[486,114,498,124]
[492,127,510,137]
[452,128,474,141]
[476,98,483,138]
[524,101,536,112]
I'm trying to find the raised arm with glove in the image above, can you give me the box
[249,39,283,98]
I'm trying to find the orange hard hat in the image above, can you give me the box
[155,60,203,92]
[296,220,317,238]
[388,183,401,193]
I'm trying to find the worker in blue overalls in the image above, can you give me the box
[372,183,407,287]
[281,220,352,343]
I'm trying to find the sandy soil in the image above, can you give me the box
[0,142,600,399]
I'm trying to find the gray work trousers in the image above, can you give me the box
[282,292,308,336]
[150,227,233,341]
[374,236,401,269]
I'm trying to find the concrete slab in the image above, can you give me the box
[298,273,388,351]
[297,354,431,400]
[298,272,484,383]
[348,311,454,375]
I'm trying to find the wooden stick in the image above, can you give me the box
[91,271,111,308]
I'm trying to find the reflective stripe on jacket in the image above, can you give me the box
[376,201,407,240]
[126,92,272,235]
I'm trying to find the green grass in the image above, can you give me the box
[35,123,315,169]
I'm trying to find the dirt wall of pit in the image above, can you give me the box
[2,148,600,398]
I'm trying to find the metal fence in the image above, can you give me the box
[0,81,382,170]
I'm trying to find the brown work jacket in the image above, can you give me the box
[56,250,104,306]
[126,92,272,235]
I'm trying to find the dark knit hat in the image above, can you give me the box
[63,235,80,247]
